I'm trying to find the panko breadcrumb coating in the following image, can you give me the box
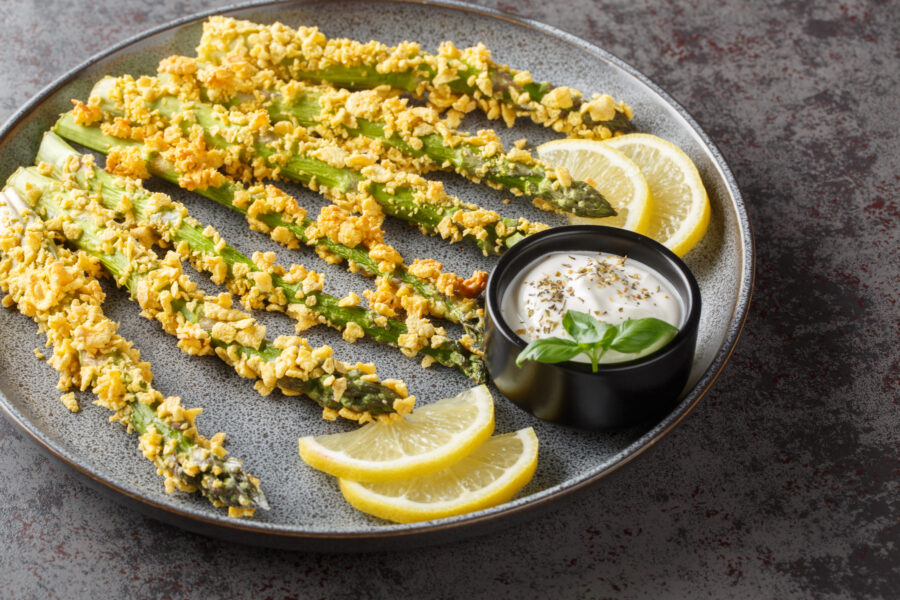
[36,135,485,382]
[88,73,547,256]
[0,213,266,515]
[7,167,414,422]
[197,16,634,139]
[59,97,486,331]
[163,54,615,218]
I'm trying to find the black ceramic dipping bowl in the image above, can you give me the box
[485,225,702,430]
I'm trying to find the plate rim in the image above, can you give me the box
[0,0,755,548]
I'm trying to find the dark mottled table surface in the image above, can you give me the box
[1,0,896,598]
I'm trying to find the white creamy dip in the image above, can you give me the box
[501,251,682,364]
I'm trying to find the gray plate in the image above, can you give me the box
[0,0,753,551]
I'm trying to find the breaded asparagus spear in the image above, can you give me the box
[197,16,635,139]
[6,168,412,422]
[164,56,614,218]
[84,75,547,255]
[36,132,485,382]
[53,112,486,342]
[0,191,266,516]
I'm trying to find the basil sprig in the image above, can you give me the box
[515,310,678,372]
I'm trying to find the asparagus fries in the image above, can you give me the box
[165,56,615,218]
[53,113,486,340]
[6,167,413,422]
[198,16,635,140]
[0,15,645,520]
[83,74,548,255]
[0,191,267,516]
[36,132,485,382]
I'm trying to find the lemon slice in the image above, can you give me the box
[339,428,539,523]
[604,133,710,256]
[536,138,651,234]
[298,385,495,482]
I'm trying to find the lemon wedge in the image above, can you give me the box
[298,385,495,482]
[536,138,651,234]
[339,428,539,523]
[604,133,710,257]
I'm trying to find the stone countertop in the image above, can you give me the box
[0,0,896,597]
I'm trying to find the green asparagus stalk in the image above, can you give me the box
[87,76,546,256]
[6,168,409,420]
[0,199,266,513]
[182,63,614,218]
[53,112,485,342]
[197,16,635,140]
[129,398,265,512]
[36,132,485,382]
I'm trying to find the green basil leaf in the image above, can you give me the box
[599,324,618,348]
[562,310,611,344]
[609,318,679,354]
[516,337,583,367]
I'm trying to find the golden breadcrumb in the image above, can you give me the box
[31,177,406,423]
[0,221,258,514]
[197,16,633,139]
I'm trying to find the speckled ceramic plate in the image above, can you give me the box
[0,0,753,550]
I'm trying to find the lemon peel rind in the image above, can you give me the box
[604,133,710,257]
[297,386,495,482]
[338,428,539,523]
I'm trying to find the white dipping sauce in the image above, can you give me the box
[501,251,682,364]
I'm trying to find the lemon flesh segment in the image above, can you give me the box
[536,139,651,234]
[604,133,710,257]
[298,385,495,482]
[339,428,539,523]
